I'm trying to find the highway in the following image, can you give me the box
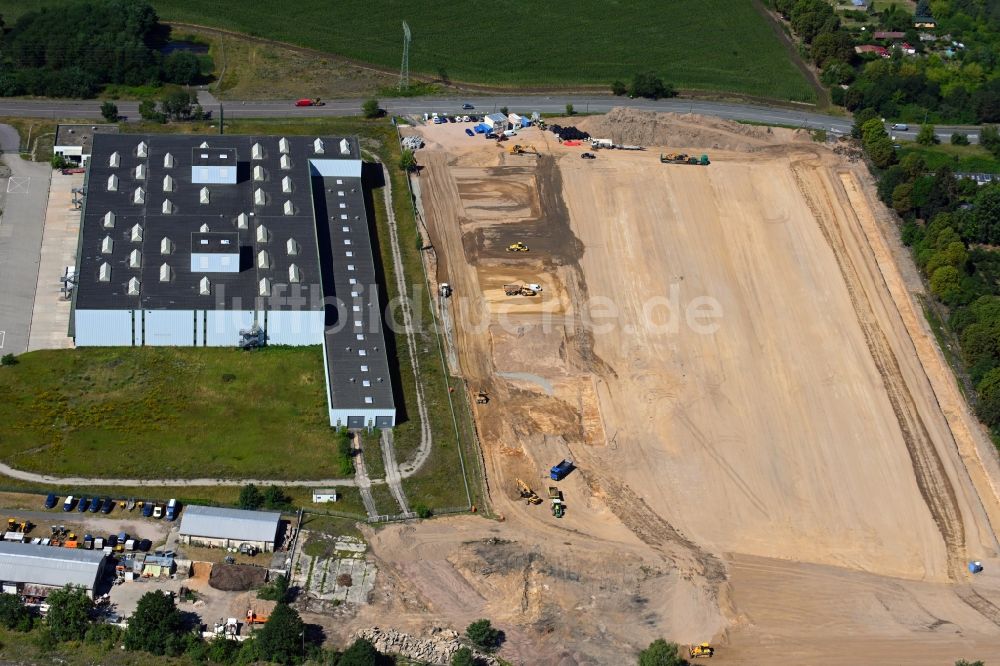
[0,94,983,144]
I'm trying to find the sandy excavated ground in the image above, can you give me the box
[350,111,1000,664]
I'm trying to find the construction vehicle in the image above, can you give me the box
[516,479,543,505]
[508,144,538,155]
[506,242,529,252]
[660,152,710,165]
[475,390,489,405]
[6,519,14,532]
[503,283,537,297]
[246,609,268,625]
[548,487,565,518]
[689,643,714,659]
[550,459,574,481]
[126,498,136,511]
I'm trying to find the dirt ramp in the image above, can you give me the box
[575,107,806,150]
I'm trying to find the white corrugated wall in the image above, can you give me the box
[144,310,195,346]
[206,310,254,346]
[265,310,324,345]
[75,310,133,346]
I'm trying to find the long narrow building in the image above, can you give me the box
[71,134,395,429]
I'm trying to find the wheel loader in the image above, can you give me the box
[689,643,714,658]
[516,479,542,505]
[506,242,529,252]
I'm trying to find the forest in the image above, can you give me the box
[0,0,203,97]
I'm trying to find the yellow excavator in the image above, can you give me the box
[506,242,529,252]
[509,144,538,155]
[516,479,542,505]
[689,643,714,659]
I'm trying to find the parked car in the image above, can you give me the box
[462,103,474,110]
[581,152,597,159]
[432,116,442,124]
[153,504,163,519]
[485,132,497,140]
[89,497,102,513]
[44,494,57,509]
[165,499,179,521]
[62,496,74,512]
[142,501,154,518]
[101,498,114,514]
[77,497,90,512]
[295,98,325,107]
[137,538,152,552]
[465,128,474,137]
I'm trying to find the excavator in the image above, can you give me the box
[475,390,489,405]
[506,242,529,252]
[516,479,542,505]
[508,144,538,155]
[689,643,714,659]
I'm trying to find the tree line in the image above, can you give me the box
[0,0,205,98]
[774,0,1000,124]
[854,106,1000,430]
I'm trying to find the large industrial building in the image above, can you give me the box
[178,505,282,553]
[0,542,110,598]
[71,133,395,428]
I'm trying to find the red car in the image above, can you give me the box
[295,98,325,107]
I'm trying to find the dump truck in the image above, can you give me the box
[590,138,613,149]
[516,479,542,505]
[689,643,714,659]
[550,459,574,481]
[503,284,537,297]
[246,609,268,625]
[506,242,529,252]
[660,152,710,165]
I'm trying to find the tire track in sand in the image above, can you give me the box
[791,158,966,581]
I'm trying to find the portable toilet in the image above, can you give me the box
[969,561,984,574]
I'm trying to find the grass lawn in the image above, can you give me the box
[0,346,353,480]
[0,0,815,101]
[896,142,1000,173]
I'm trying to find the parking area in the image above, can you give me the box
[28,171,83,351]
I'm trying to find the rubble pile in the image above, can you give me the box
[355,626,500,665]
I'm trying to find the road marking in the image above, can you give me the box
[0,331,5,349]
[6,177,29,194]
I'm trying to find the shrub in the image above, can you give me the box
[465,619,502,651]
[951,132,970,145]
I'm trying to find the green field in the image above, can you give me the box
[896,142,1000,174]
[0,0,816,101]
[0,347,350,479]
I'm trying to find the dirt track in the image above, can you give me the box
[362,112,1000,664]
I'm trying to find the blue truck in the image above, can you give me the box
[550,459,574,481]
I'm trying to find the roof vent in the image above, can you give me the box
[107,174,118,192]
[283,200,294,215]
[159,263,171,282]
[101,235,114,254]
[313,138,324,154]
[98,262,111,282]
[254,188,266,206]
[199,276,211,295]
[339,138,350,155]
[162,199,173,214]
[288,263,301,283]
[102,211,116,228]
[128,249,141,268]
[286,237,299,255]
[256,224,269,243]
[237,212,249,229]
[135,163,146,180]
[163,174,174,192]
[251,143,263,160]
[199,187,210,204]
[281,176,292,193]
[136,141,148,158]
[199,141,209,149]
[279,137,290,154]
[257,250,270,269]
[130,223,143,242]
[253,165,265,182]
[280,154,291,170]
[160,237,173,255]
[258,277,271,296]
[163,152,174,168]
[200,223,210,233]
[127,276,140,295]
[109,151,120,168]
[133,187,145,204]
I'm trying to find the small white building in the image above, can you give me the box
[484,113,508,133]
[53,124,120,165]
[178,505,282,553]
[312,489,339,503]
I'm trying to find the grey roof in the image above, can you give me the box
[0,542,106,590]
[179,505,281,543]
[317,172,395,411]
[74,133,353,311]
[54,123,119,151]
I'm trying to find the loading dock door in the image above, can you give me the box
[347,416,364,429]
[375,416,393,429]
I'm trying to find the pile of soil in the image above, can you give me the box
[190,561,213,581]
[208,563,268,591]
[576,107,806,151]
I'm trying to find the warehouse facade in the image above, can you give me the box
[0,542,109,598]
[178,505,282,553]
[71,134,395,429]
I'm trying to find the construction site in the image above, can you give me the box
[323,108,1000,664]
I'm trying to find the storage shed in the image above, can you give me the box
[178,505,281,552]
[484,113,508,133]
[0,542,109,598]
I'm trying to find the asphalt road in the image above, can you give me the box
[0,95,983,144]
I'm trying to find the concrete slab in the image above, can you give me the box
[28,171,83,350]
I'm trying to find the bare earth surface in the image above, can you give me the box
[347,111,1000,664]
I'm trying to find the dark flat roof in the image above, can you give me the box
[55,124,119,151]
[75,133,350,311]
